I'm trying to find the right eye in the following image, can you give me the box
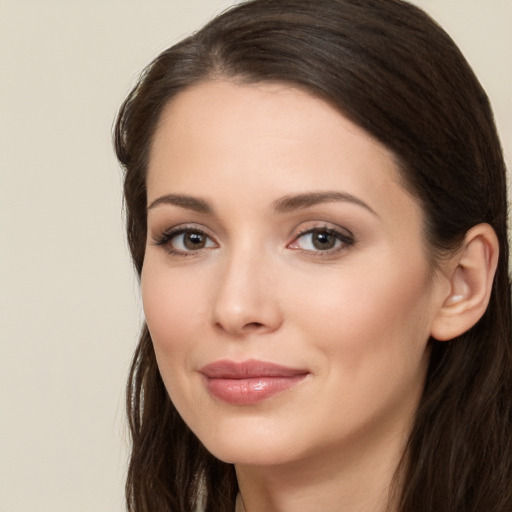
[153,228,217,254]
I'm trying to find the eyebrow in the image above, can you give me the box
[147,190,378,217]
[147,194,213,214]
[273,191,379,217]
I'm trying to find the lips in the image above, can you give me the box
[199,359,309,405]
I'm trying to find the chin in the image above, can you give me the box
[194,418,305,467]
[207,442,297,467]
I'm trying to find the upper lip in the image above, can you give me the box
[199,359,309,379]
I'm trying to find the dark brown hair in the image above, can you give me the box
[114,1,512,511]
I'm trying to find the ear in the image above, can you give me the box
[430,223,499,341]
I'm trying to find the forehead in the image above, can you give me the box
[147,80,422,229]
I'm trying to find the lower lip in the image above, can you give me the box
[204,375,307,405]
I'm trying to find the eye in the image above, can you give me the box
[288,227,354,253]
[153,227,217,254]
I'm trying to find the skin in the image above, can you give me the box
[142,80,453,512]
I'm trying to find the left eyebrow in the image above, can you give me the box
[273,191,379,217]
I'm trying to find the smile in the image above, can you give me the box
[199,359,309,405]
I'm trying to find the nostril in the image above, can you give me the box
[214,320,269,335]
[213,321,265,334]
[245,322,264,330]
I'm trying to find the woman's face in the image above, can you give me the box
[142,81,448,467]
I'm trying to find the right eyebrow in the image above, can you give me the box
[147,193,214,214]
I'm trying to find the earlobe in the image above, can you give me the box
[430,223,499,342]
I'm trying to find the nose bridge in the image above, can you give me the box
[211,237,282,335]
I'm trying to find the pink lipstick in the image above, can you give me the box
[199,359,309,405]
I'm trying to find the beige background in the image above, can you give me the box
[0,1,510,511]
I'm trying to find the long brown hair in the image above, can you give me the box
[114,1,512,511]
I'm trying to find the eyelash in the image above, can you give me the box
[151,224,355,257]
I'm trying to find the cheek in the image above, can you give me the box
[287,260,433,436]
[140,261,214,425]
[141,262,207,366]
[289,255,434,368]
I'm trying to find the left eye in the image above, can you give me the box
[289,228,352,252]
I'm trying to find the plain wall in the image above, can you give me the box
[0,1,510,511]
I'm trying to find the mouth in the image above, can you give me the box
[199,359,309,405]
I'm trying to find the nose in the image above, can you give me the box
[211,248,283,336]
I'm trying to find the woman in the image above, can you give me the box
[114,0,512,511]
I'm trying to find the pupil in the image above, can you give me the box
[313,230,335,250]
[184,232,205,250]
